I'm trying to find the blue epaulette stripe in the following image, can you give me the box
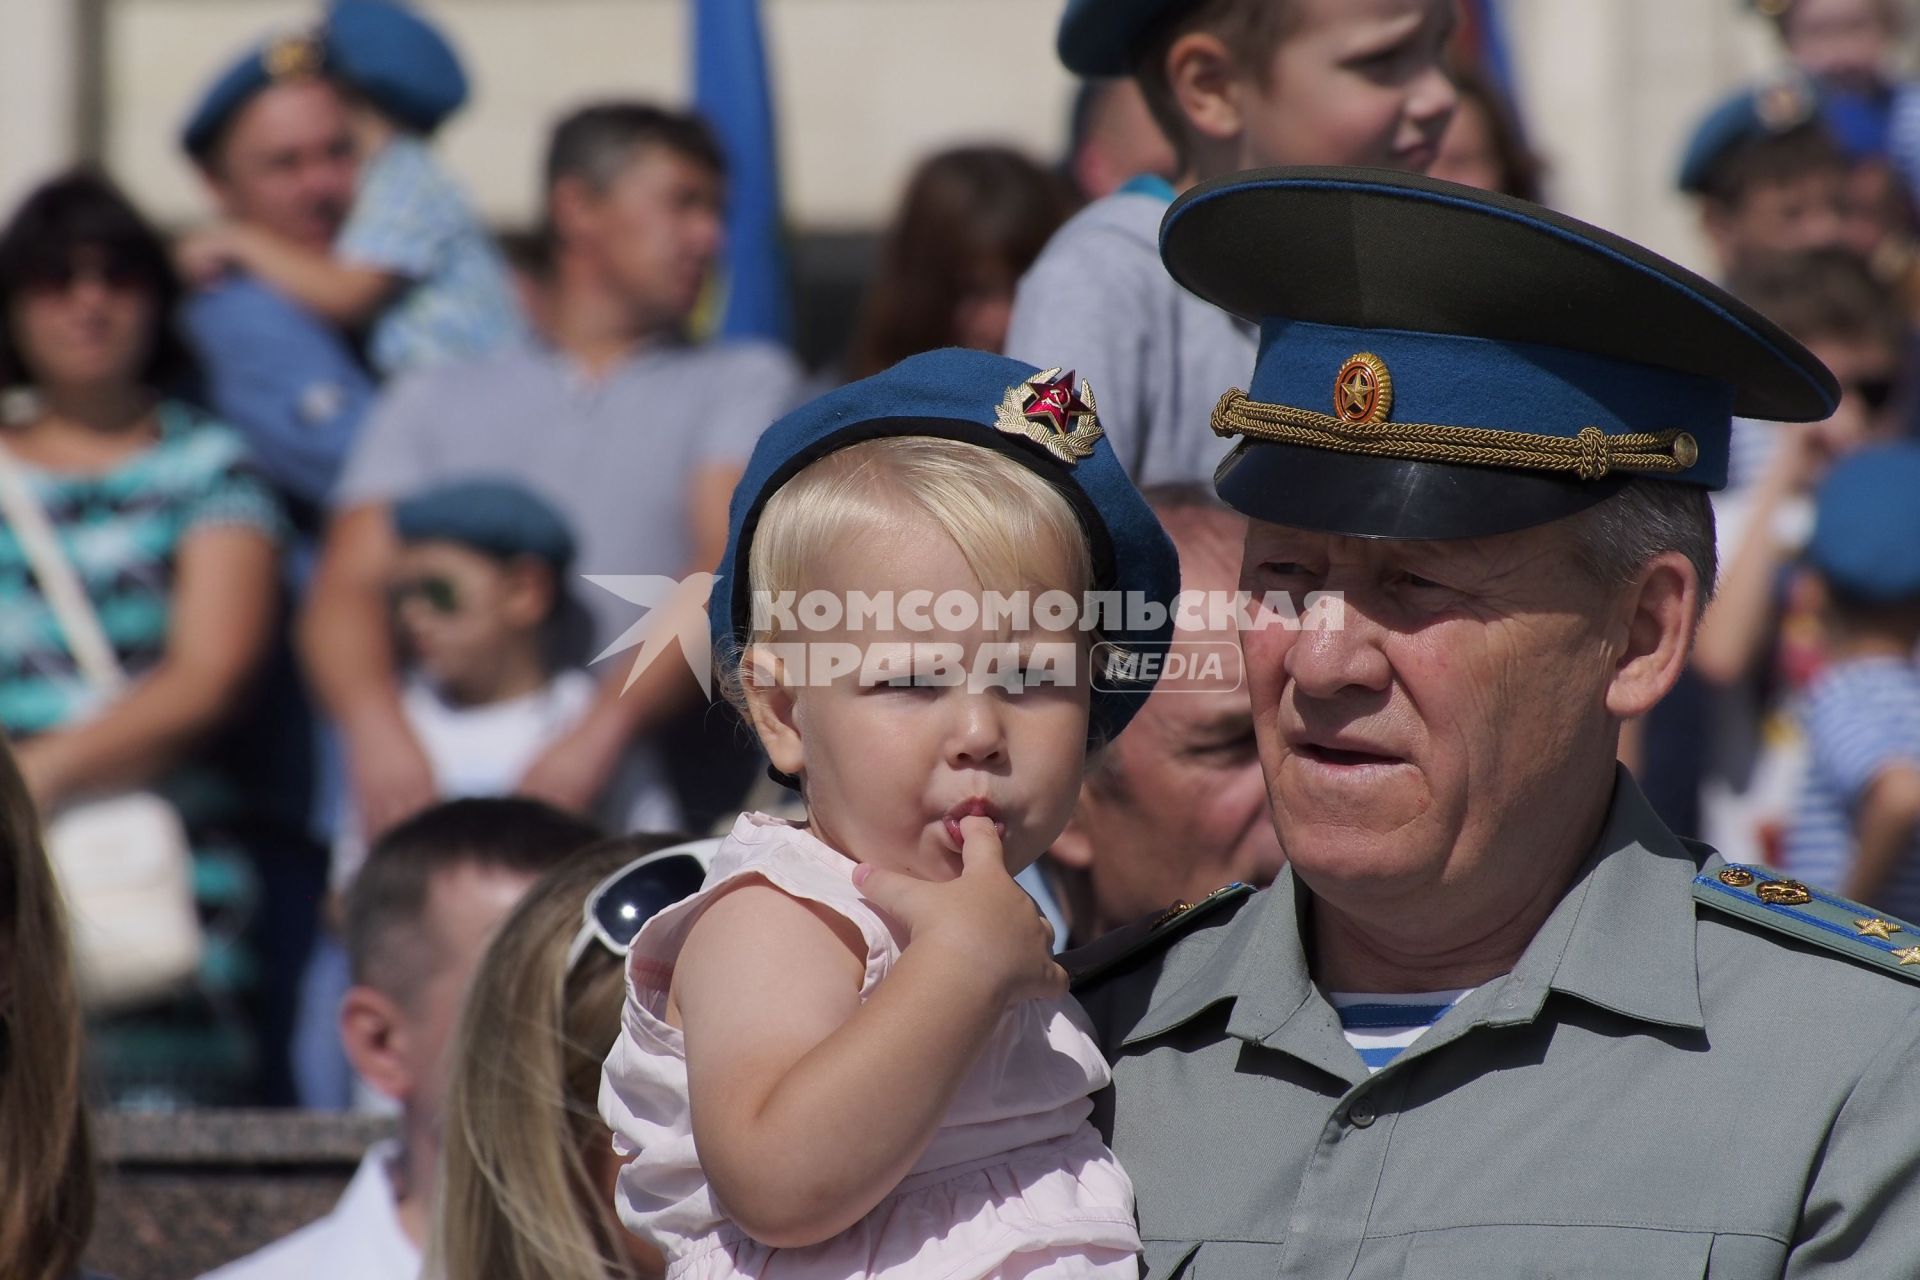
[1696,870,1916,955]
[1336,1004,1455,1029]
[1357,1046,1405,1068]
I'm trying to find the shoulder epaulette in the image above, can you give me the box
[1066,882,1255,991]
[1694,864,1920,984]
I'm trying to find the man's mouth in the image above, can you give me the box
[1290,739,1405,769]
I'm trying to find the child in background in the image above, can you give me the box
[600,349,1181,1276]
[1690,249,1907,863]
[1005,0,1458,485]
[333,478,677,888]
[181,0,524,376]
[1678,74,1852,278]
[1783,442,1920,922]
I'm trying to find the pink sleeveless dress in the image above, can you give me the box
[599,812,1141,1279]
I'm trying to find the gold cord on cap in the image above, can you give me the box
[1209,388,1700,482]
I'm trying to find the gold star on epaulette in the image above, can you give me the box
[1856,917,1902,941]
[1893,946,1920,966]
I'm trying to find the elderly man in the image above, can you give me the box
[1049,484,1283,944]
[1076,169,1920,1277]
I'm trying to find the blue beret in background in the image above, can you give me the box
[324,0,469,133]
[1809,442,1920,603]
[393,478,576,573]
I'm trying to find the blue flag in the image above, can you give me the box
[693,0,789,342]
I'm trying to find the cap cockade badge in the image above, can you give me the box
[264,28,326,80]
[1333,353,1392,425]
[996,367,1103,465]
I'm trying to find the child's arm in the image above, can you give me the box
[673,818,1063,1249]
[1842,763,1920,905]
[185,223,399,327]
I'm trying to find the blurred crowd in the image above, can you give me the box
[7,0,1920,1276]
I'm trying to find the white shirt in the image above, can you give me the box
[197,1141,418,1280]
[332,670,681,888]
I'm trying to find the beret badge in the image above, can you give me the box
[263,28,325,80]
[996,367,1103,466]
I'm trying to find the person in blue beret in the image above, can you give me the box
[598,348,1178,1276]
[178,0,523,379]
[1781,441,1920,927]
[1678,71,1853,277]
[1067,167,1920,1275]
[327,478,678,887]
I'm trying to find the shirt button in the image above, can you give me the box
[1348,1099,1376,1128]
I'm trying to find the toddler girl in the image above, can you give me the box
[599,348,1178,1277]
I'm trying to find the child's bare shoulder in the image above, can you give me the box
[670,874,870,1024]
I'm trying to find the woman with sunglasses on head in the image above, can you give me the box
[432,833,710,1280]
[0,170,284,1105]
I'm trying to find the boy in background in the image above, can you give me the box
[1679,74,1852,277]
[181,0,523,376]
[335,478,678,887]
[1783,442,1920,923]
[1006,0,1458,485]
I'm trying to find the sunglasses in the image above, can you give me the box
[565,843,715,973]
[1845,375,1897,412]
[25,258,147,295]
[391,576,461,614]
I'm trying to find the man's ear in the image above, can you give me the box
[1605,551,1699,721]
[1164,32,1245,146]
[742,647,805,779]
[339,984,416,1104]
[1050,785,1100,873]
[546,175,598,251]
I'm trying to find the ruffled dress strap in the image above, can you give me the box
[627,812,896,1007]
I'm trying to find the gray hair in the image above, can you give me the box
[1560,479,1718,619]
[542,101,725,196]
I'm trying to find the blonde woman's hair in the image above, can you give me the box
[0,740,93,1280]
[721,435,1095,710]
[431,834,686,1280]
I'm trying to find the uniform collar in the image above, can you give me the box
[1515,767,1707,1032]
[1120,767,1705,1064]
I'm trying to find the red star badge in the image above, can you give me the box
[1022,369,1092,436]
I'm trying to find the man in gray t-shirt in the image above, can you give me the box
[1006,175,1255,488]
[304,103,802,839]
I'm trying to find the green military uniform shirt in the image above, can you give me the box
[1078,773,1920,1278]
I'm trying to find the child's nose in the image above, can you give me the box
[947,694,1008,767]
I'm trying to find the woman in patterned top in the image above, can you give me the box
[0,170,285,1105]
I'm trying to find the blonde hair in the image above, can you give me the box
[722,435,1095,709]
[431,835,684,1280]
[0,740,93,1280]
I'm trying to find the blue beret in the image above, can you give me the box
[1677,72,1830,194]
[714,347,1181,754]
[180,28,328,157]
[1809,443,1920,603]
[325,0,468,133]
[393,479,575,572]
[1161,167,1838,540]
[1057,0,1199,76]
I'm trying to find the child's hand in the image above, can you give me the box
[174,225,244,287]
[853,816,1066,1008]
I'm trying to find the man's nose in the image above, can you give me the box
[1283,603,1391,699]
